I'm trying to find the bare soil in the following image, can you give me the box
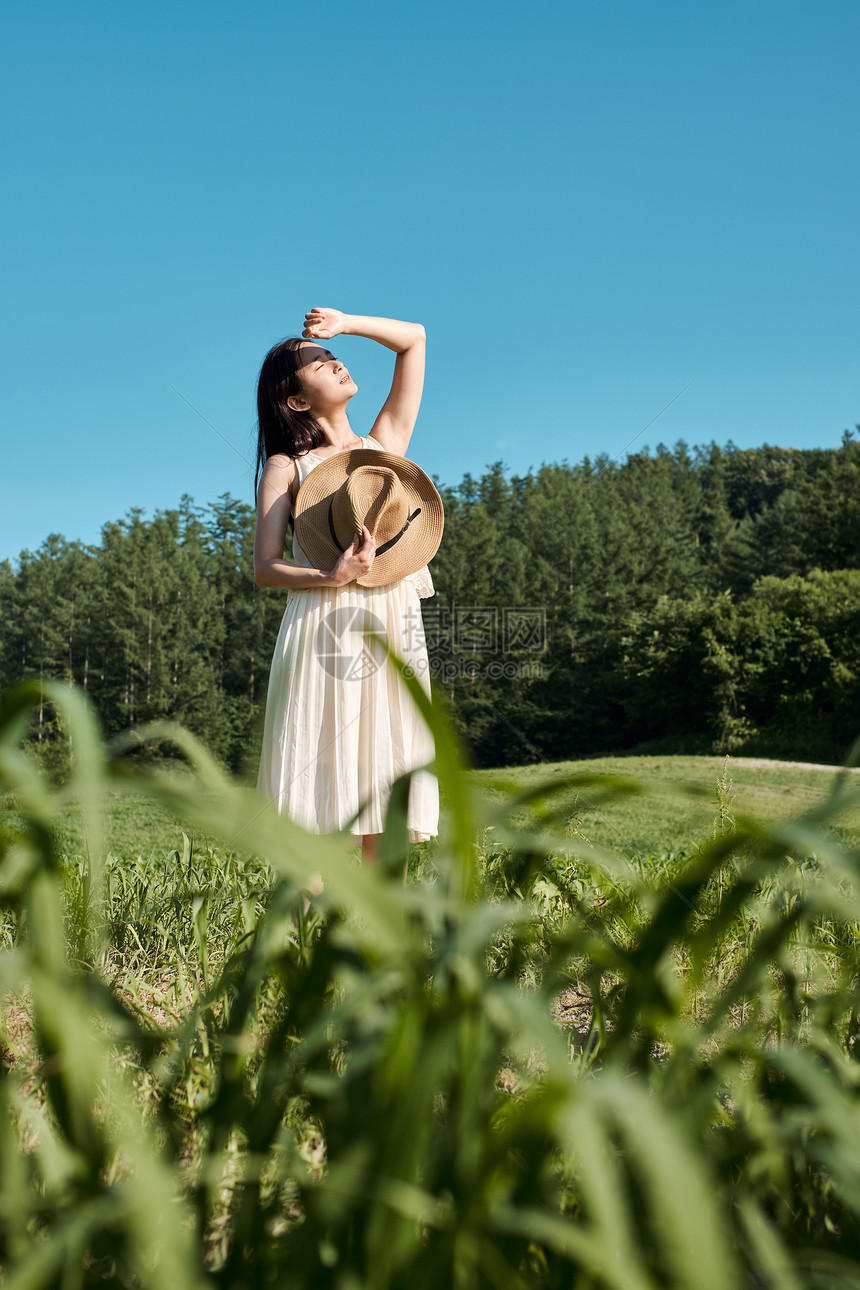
[730,757,859,774]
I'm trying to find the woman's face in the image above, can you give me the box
[288,342,357,413]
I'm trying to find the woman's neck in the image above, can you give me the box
[314,411,361,451]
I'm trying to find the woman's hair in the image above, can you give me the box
[254,337,330,503]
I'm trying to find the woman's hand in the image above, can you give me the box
[328,525,376,585]
[303,307,348,340]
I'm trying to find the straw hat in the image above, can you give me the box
[293,448,444,588]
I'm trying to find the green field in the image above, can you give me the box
[43,754,860,863]
[6,668,860,1289]
[474,754,860,855]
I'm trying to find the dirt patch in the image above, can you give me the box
[730,758,859,774]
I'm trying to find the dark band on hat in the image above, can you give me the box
[327,503,422,556]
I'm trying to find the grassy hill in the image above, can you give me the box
[472,754,860,856]
[30,754,860,862]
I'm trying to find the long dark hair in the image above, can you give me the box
[254,337,330,504]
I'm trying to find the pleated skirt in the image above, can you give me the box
[256,577,439,843]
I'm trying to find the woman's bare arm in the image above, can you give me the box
[254,457,337,589]
[302,308,426,457]
[253,455,376,590]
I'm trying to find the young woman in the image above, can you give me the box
[253,307,440,865]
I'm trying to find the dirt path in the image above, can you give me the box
[729,757,859,774]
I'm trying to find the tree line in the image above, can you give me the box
[2,431,858,774]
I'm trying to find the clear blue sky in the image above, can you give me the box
[2,0,858,563]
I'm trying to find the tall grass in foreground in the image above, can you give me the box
[2,654,860,1290]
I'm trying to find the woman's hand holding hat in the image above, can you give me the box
[294,447,443,589]
[327,524,376,586]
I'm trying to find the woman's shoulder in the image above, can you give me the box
[263,452,298,475]
[256,453,298,509]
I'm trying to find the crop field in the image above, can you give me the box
[3,668,860,1289]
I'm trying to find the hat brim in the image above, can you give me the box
[293,448,444,587]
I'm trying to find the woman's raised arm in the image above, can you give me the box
[303,307,426,457]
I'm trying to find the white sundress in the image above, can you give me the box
[256,435,440,843]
